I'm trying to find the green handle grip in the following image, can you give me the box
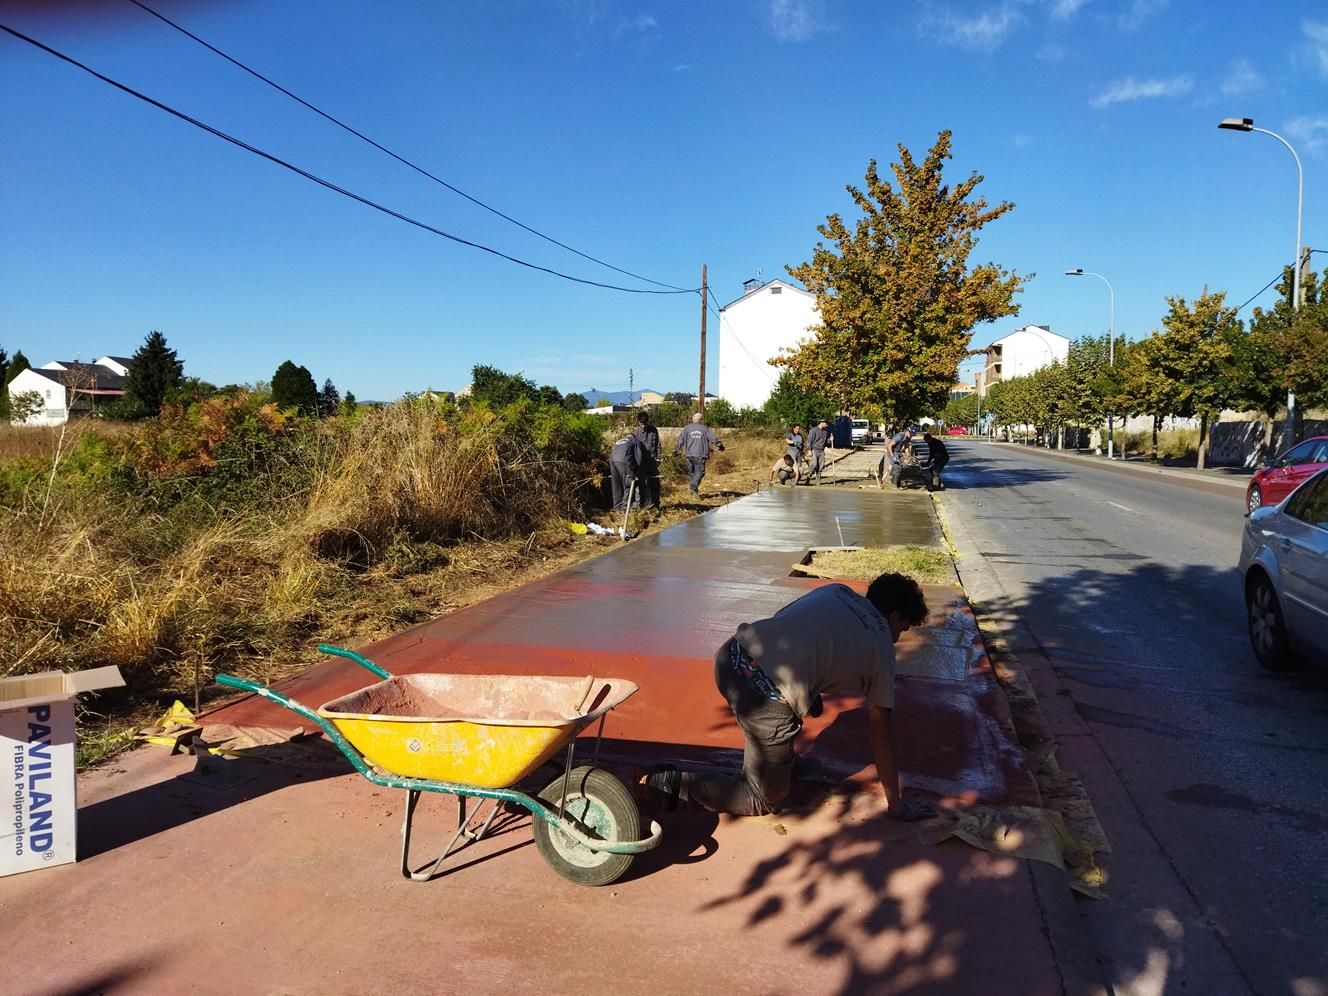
[317,643,392,679]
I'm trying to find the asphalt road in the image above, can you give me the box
[937,441,1327,996]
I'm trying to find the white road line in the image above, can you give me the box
[1107,500,1136,513]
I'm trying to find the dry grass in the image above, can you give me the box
[0,413,786,767]
[801,546,956,585]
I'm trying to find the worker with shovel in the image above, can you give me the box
[609,431,644,511]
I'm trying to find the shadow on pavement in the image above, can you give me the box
[964,557,1328,994]
[77,738,353,860]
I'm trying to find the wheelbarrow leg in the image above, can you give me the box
[400,791,505,882]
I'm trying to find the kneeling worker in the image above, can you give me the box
[647,574,934,821]
[770,453,800,487]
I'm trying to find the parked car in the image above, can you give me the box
[1245,435,1328,513]
[850,419,871,445]
[1239,466,1328,670]
[945,426,968,436]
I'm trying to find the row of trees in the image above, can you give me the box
[943,269,1328,467]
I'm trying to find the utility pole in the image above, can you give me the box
[629,368,634,406]
[698,264,708,417]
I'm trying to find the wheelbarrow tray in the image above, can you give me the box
[317,673,637,788]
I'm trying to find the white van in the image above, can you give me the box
[851,419,871,445]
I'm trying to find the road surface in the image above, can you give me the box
[939,441,1327,996]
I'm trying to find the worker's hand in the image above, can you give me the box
[886,798,935,822]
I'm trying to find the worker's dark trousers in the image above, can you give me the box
[639,459,661,508]
[610,461,635,509]
[679,640,799,816]
[930,455,949,489]
[687,456,708,493]
[808,449,827,482]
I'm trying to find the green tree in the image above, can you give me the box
[271,360,319,415]
[1115,336,1180,461]
[6,349,31,388]
[941,393,979,427]
[339,391,359,416]
[663,391,693,405]
[537,384,564,408]
[1138,290,1241,469]
[705,397,738,427]
[561,392,588,412]
[784,131,1027,423]
[0,347,8,421]
[9,390,43,424]
[123,330,184,416]
[318,378,341,418]
[470,365,538,408]
[763,370,833,430]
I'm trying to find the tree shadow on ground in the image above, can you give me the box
[963,557,1328,995]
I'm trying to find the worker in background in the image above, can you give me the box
[807,419,833,485]
[674,412,724,495]
[879,427,915,490]
[632,411,662,509]
[609,430,644,511]
[770,454,800,487]
[785,424,806,474]
[922,431,950,491]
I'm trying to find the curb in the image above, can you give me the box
[931,491,1111,996]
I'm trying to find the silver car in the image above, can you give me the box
[1240,466,1328,670]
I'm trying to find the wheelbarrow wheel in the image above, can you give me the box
[533,765,639,887]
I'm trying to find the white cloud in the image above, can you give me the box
[924,4,1023,51]
[630,13,657,31]
[1048,0,1086,21]
[1220,58,1264,98]
[1119,0,1167,31]
[1089,74,1193,109]
[1012,132,1032,148]
[671,63,694,72]
[1284,115,1328,155]
[1303,20,1328,76]
[769,0,828,43]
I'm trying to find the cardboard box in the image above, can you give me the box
[2,666,125,877]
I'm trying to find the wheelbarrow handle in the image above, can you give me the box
[317,643,393,680]
[215,673,320,725]
[214,672,373,776]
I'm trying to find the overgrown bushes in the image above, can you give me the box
[0,394,608,699]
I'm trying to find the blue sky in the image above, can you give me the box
[2,1,1325,400]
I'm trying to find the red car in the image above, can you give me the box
[1246,436,1328,513]
[945,426,968,436]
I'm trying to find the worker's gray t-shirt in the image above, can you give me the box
[734,584,897,718]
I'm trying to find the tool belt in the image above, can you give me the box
[729,640,787,704]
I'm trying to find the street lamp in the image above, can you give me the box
[1218,116,1303,445]
[1066,268,1117,458]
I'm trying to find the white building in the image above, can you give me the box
[977,325,1070,395]
[717,278,819,410]
[8,356,133,426]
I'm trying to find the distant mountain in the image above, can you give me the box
[580,388,664,405]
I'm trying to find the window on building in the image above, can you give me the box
[770,286,782,295]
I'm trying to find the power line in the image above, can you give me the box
[0,23,696,297]
[125,0,691,293]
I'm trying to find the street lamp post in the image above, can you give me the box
[1219,116,1303,446]
[1066,268,1116,458]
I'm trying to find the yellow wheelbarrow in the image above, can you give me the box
[216,645,661,886]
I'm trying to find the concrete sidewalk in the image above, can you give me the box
[0,487,1087,996]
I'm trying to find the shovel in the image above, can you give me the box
[619,479,637,540]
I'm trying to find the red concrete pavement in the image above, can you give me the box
[0,487,1076,995]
